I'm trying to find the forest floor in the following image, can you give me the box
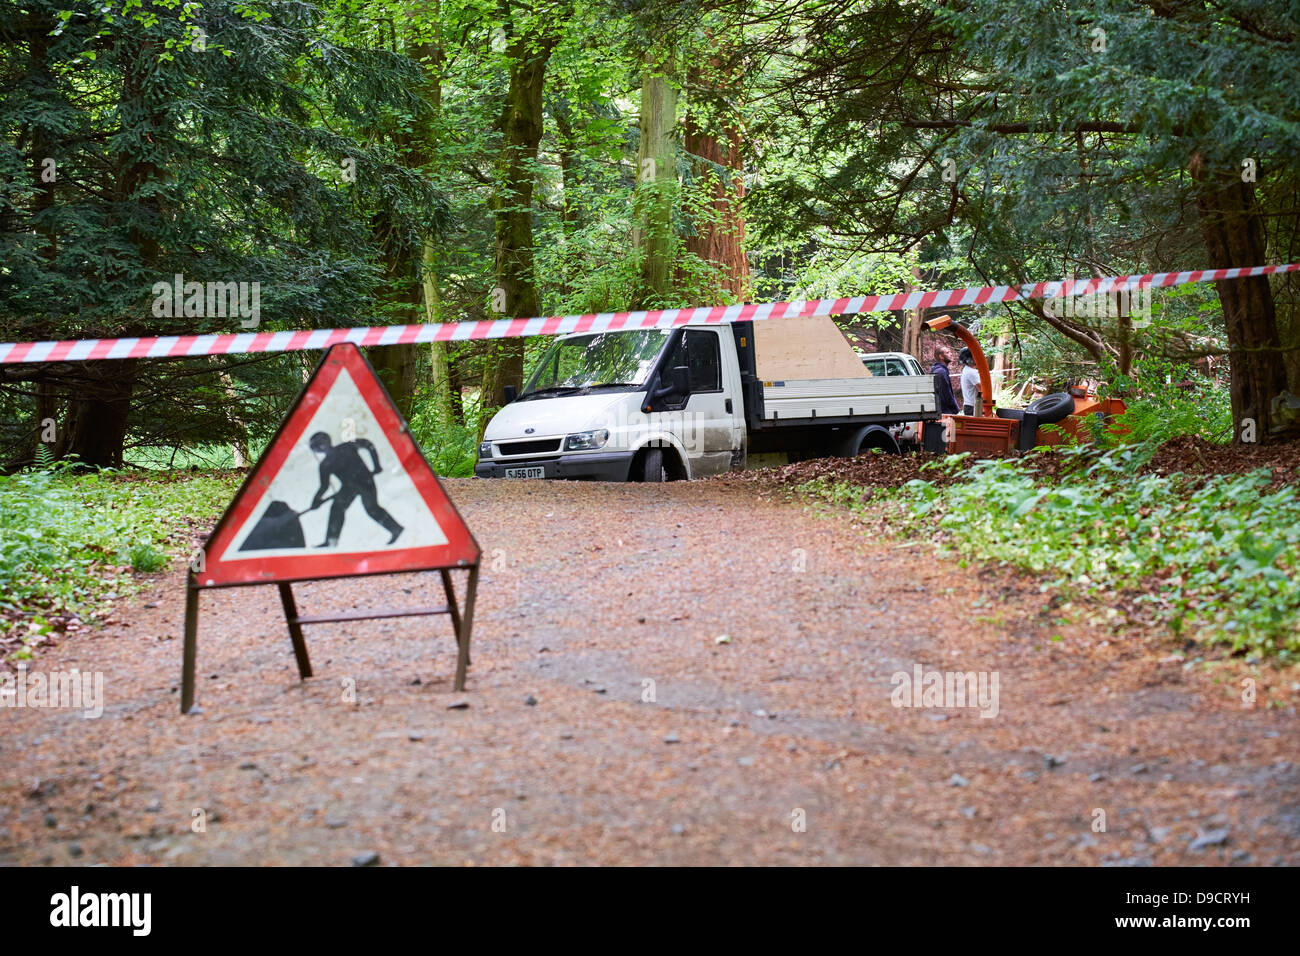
[2,477,1297,865]
[718,434,1300,493]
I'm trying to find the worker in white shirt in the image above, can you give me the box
[958,347,983,417]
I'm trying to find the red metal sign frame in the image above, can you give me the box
[196,343,478,586]
[180,344,480,713]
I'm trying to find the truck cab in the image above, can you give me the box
[475,325,743,482]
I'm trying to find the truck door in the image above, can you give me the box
[665,329,734,477]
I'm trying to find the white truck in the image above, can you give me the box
[474,316,942,481]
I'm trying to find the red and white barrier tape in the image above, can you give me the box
[2,262,1296,364]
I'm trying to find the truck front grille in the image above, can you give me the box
[497,438,563,456]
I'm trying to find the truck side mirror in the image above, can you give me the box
[503,385,517,403]
[670,365,690,397]
[645,365,691,411]
[653,365,690,400]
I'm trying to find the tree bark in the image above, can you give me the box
[554,104,582,299]
[1190,159,1289,443]
[59,39,162,468]
[423,239,455,430]
[682,52,749,302]
[368,222,421,417]
[369,22,450,419]
[413,21,455,431]
[1115,298,1133,378]
[991,332,1014,384]
[58,361,138,469]
[554,106,582,237]
[447,349,465,424]
[633,49,679,305]
[479,28,559,434]
[902,265,925,356]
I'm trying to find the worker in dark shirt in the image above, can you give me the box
[308,431,403,547]
[931,345,961,415]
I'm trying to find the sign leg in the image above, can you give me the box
[278,583,313,679]
[181,583,199,714]
[452,564,479,692]
[439,568,470,667]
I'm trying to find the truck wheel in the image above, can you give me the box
[1025,391,1075,424]
[852,429,900,456]
[640,447,664,482]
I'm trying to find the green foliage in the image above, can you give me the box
[736,0,1300,402]
[1044,357,1235,447]
[4,0,1295,474]
[414,418,480,478]
[1116,382,1233,446]
[408,391,484,478]
[0,464,238,652]
[128,542,168,573]
[809,446,1300,660]
[1,0,445,467]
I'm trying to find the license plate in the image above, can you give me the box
[504,466,545,479]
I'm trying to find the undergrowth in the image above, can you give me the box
[0,463,238,659]
[801,442,1300,660]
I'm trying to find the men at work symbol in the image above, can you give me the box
[236,430,404,552]
[308,431,404,547]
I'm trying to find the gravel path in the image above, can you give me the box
[2,479,1296,865]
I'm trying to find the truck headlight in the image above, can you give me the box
[564,429,609,451]
[478,441,493,458]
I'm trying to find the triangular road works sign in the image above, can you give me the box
[197,343,479,587]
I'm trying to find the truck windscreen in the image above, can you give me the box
[520,329,672,397]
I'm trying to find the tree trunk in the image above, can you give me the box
[76,41,165,468]
[554,105,582,299]
[424,239,454,430]
[554,106,582,237]
[411,23,455,432]
[219,372,251,467]
[479,29,558,436]
[1191,161,1289,444]
[990,332,1014,385]
[369,23,450,419]
[59,361,138,469]
[682,53,748,302]
[447,349,465,424]
[1115,298,1133,378]
[368,217,420,416]
[369,341,419,418]
[902,265,925,356]
[34,381,58,464]
[633,49,679,305]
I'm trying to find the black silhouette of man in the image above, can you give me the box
[308,431,403,547]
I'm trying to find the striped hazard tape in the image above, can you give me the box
[2,262,1296,364]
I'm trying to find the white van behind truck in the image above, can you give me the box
[475,316,942,482]
[859,351,927,449]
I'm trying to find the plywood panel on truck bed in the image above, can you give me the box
[752,315,872,381]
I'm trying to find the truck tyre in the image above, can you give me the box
[1025,392,1074,424]
[640,447,664,482]
[840,426,899,457]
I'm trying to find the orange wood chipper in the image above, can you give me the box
[921,315,1127,456]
